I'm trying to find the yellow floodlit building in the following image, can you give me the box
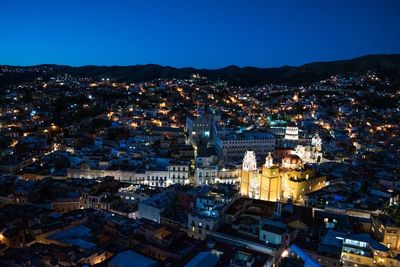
[240,151,326,202]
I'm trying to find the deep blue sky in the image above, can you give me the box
[1,0,400,68]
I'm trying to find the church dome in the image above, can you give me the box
[283,154,302,164]
[282,154,302,169]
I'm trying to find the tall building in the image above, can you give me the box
[186,106,220,146]
[215,132,275,163]
[186,114,211,145]
[240,151,326,202]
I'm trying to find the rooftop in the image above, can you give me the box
[108,250,158,267]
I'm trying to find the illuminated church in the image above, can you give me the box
[240,151,327,202]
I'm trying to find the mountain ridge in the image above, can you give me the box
[1,54,400,86]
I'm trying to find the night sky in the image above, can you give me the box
[1,0,400,68]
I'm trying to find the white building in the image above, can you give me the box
[284,126,299,140]
[216,166,241,184]
[68,160,189,188]
[195,165,241,186]
[311,133,322,151]
[167,162,190,186]
[145,169,169,188]
[293,133,323,164]
[293,145,322,164]
[195,165,218,185]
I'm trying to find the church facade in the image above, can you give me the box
[240,151,327,202]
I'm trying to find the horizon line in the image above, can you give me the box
[1,53,399,70]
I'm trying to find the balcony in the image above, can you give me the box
[341,251,374,266]
[342,246,373,258]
